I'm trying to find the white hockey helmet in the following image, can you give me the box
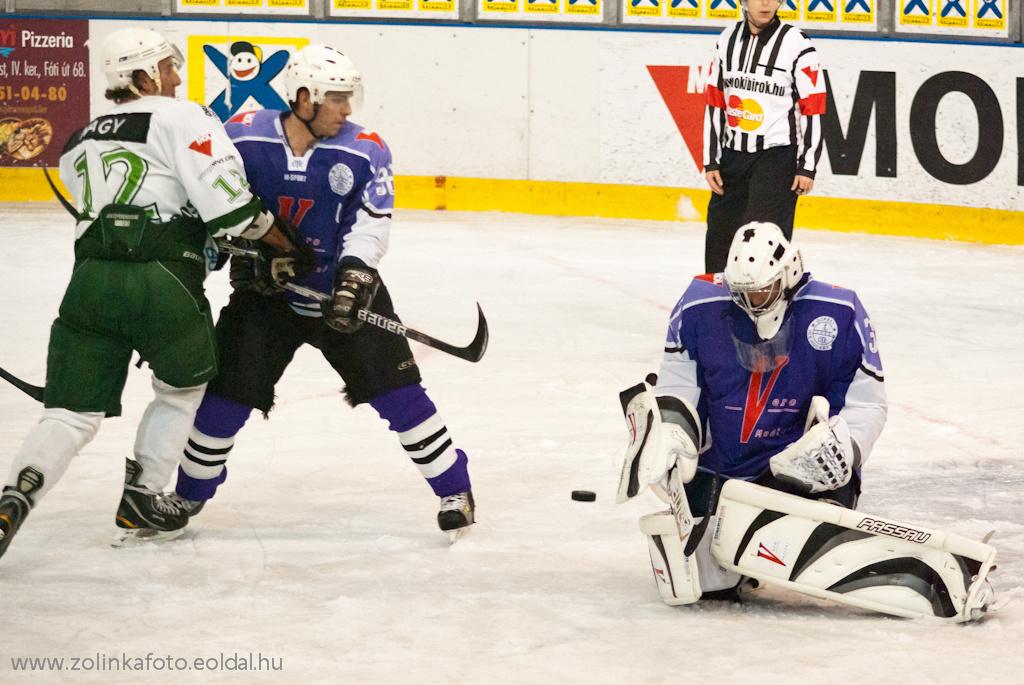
[283,44,363,112]
[100,28,183,92]
[724,222,804,340]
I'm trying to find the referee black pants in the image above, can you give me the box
[705,145,801,274]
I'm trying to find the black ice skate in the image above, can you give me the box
[0,467,43,560]
[438,490,475,542]
[166,492,205,517]
[113,459,189,548]
[0,492,31,560]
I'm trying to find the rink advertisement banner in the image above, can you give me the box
[621,0,877,30]
[184,35,309,122]
[599,34,1024,212]
[479,0,604,22]
[330,0,460,18]
[8,20,1023,238]
[176,0,310,13]
[0,18,89,169]
[896,0,1007,36]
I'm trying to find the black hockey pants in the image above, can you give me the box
[704,145,802,274]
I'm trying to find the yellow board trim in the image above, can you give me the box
[3,168,1021,245]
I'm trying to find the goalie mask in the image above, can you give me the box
[283,44,364,113]
[724,222,804,341]
[100,28,183,96]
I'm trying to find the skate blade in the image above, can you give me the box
[112,527,185,549]
[446,526,472,544]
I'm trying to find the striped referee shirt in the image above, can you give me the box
[703,17,826,177]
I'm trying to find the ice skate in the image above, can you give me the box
[438,490,474,542]
[0,491,31,560]
[0,467,43,560]
[113,459,189,548]
[167,492,205,517]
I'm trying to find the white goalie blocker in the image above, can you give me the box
[708,480,998,622]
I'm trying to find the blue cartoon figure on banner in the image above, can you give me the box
[203,41,289,122]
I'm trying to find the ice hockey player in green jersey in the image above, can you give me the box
[0,27,313,559]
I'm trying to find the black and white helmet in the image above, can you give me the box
[283,44,363,112]
[100,28,183,93]
[724,222,804,340]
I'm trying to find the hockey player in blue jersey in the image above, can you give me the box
[658,221,886,514]
[619,224,996,621]
[172,44,475,539]
[619,221,887,597]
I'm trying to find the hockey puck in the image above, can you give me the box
[571,490,596,502]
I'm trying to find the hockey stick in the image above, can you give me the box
[0,366,45,402]
[0,169,66,403]
[217,241,489,363]
[43,168,83,221]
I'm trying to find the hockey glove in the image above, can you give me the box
[228,241,282,296]
[267,214,316,284]
[769,415,854,494]
[321,258,380,333]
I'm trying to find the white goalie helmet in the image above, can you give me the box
[100,27,183,91]
[724,222,805,340]
[283,44,363,112]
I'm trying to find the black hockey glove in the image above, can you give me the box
[321,258,380,333]
[228,240,283,296]
[227,216,316,296]
[267,214,316,285]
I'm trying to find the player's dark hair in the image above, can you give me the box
[104,70,148,103]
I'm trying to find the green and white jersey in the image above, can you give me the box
[59,95,263,241]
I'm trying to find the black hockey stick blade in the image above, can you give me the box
[43,168,82,221]
[281,282,489,363]
[358,302,488,363]
[404,303,487,363]
[0,366,44,402]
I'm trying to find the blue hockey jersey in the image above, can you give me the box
[655,273,887,480]
[225,109,394,315]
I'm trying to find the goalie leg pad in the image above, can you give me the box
[640,511,702,605]
[709,479,997,622]
[639,512,743,606]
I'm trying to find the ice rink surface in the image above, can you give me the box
[0,203,1022,684]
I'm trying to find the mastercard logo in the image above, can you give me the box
[726,96,764,131]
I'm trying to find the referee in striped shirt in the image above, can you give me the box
[702,0,826,274]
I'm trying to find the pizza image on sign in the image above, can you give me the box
[5,118,53,160]
[0,118,19,152]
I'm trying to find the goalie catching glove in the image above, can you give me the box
[321,258,380,333]
[229,213,316,296]
[769,396,854,494]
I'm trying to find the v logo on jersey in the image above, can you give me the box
[278,196,315,226]
[189,134,213,157]
[756,543,786,566]
[740,357,789,443]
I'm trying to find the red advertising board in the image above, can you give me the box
[0,18,90,168]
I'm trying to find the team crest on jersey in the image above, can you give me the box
[807,316,839,351]
[329,163,355,196]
